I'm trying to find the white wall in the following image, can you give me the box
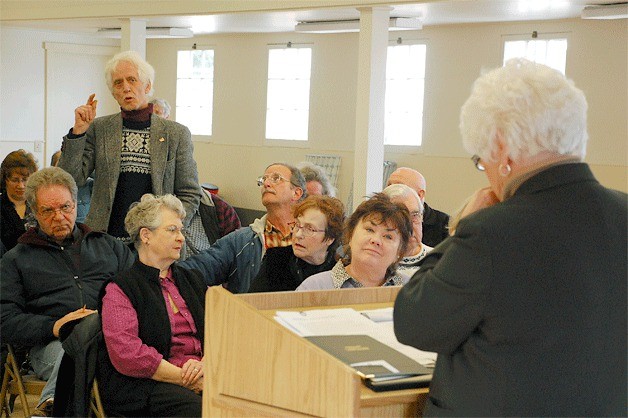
[0,25,118,165]
[147,18,627,213]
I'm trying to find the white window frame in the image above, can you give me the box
[264,44,312,146]
[502,32,570,74]
[384,39,427,152]
[175,48,215,142]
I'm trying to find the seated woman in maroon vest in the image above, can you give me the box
[99,194,206,417]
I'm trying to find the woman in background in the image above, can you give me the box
[99,194,205,416]
[297,193,412,290]
[249,195,344,292]
[0,149,38,251]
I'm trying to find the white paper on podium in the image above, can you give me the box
[275,307,437,367]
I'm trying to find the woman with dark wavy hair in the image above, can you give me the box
[1,149,38,251]
[297,193,412,290]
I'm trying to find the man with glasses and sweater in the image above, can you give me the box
[180,163,305,293]
[0,167,134,416]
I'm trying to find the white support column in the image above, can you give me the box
[120,18,146,57]
[351,6,390,212]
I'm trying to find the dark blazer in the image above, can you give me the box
[421,202,450,247]
[59,113,201,229]
[394,163,627,416]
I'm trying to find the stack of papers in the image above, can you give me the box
[274,307,437,368]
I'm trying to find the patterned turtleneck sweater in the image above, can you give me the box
[107,104,154,240]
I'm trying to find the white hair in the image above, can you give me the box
[104,50,155,97]
[460,58,588,162]
[382,183,424,214]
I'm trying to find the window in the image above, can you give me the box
[265,46,312,141]
[384,43,427,147]
[503,37,568,74]
[176,49,214,136]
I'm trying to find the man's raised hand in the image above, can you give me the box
[72,93,98,135]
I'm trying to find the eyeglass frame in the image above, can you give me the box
[409,210,423,224]
[256,172,300,188]
[37,201,76,219]
[471,155,485,171]
[6,176,29,184]
[289,221,326,238]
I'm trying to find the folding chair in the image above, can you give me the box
[89,378,105,418]
[0,344,46,417]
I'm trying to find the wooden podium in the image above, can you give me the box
[203,286,429,417]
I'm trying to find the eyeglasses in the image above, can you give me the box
[161,225,186,235]
[290,222,325,238]
[38,202,75,218]
[7,177,28,184]
[257,173,294,187]
[410,211,423,224]
[471,155,485,171]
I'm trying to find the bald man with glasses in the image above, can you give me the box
[180,162,306,293]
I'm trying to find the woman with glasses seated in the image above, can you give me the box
[297,193,413,291]
[99,194,206,417]
[1,149,38,252]
[248,195,345,292]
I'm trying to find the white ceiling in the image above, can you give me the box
[0,1,622,36]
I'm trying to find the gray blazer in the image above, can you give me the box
[59,113,201,231]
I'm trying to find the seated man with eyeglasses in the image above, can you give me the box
[382,183,433,277]
[179,163,306,293]
[0,167,135,416]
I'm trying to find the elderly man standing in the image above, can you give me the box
[0,167,134,416]
[382,183,433,276]
[180,162,305,293]
[387,167,449,247]
[59,50,201,242]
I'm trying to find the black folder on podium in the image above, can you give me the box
[305,334,433,392]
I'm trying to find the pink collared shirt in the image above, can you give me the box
[101,269,202,378]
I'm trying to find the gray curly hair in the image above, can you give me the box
[125,194,186,245]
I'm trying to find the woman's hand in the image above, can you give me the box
[181,358,204,388]
[459,187,500,219]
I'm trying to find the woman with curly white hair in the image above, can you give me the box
[394,59,626,416]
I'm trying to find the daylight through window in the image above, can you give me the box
[384,43,427,147]
[176,49,214,136]
[265,47,312,141]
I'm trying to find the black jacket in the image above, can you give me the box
[248,246,337,292]
[395,163,627,416]
[421,202,450,247]
[53,313,102,417]
[0,224,134,346]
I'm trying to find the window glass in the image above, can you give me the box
[265,47,312,141]
[176,49,214,136]
[384,43,427,147]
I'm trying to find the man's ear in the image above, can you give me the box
[145,81,152,94]
[293,187,304,202]
[417,189,426,201]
